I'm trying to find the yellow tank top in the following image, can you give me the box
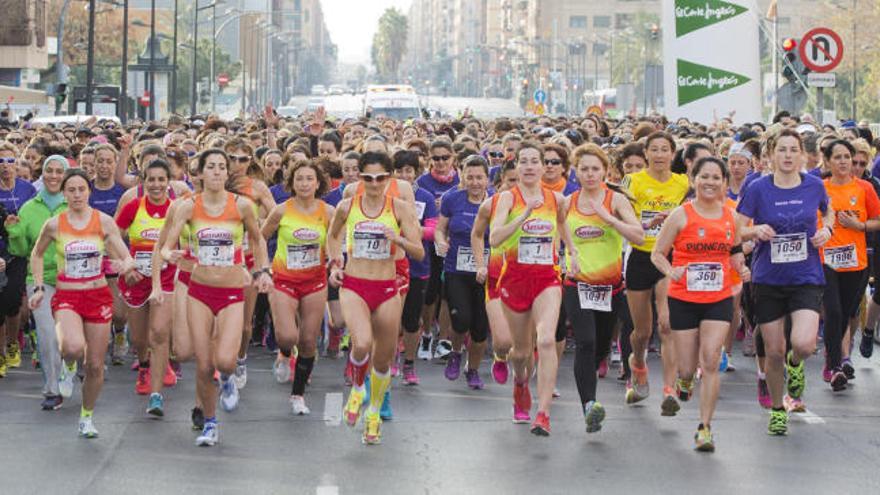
[273,199,330,282]
[346,194,399,260]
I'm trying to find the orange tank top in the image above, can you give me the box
[668,202,736,303]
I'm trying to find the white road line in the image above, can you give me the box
[797,410,826,424]
[316,486,339,495]
[324,392,343,426]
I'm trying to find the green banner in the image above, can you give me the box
[675,0,748,37]
[677,59,751,105]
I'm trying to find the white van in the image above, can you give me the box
[363,85,422,120]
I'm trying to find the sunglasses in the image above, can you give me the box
[431,155,452,162]
[853,160,868,167]
[361,173,390,183]
[230,155,250,163]
[545,159,563,166]
[488,151,504,158]
[0,157,15,164]
[186,150,196,157]
[6,138,23,144]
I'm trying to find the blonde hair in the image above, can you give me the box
[571,143,611,170]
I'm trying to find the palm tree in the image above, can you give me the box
[371,8,408,83]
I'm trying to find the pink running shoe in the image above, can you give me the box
[597,358,608,378]
[757,376,772,409]
[402,362,419,386]
[492,358,509,385]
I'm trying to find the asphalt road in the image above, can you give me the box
[1,340,879,495]
[278,94,525,120]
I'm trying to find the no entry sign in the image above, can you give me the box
[799,27,844,73]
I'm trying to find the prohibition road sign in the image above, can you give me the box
[799,27,844,73]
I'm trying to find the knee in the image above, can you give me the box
[149,327,169,349]
[61,342,85,362]
[215,355,236,375]
[84,358,103,377]
[700,350,721,372]
[536,334,555,353]
[764,342,785,361]
[791,340,815,358]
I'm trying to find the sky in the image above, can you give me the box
[322,0,412,66]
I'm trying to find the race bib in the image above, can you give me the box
[198,239,234,267]
[287,244,320,270]
[353,232,390,260]
[770,233,807,264]
[686,263,724,292]
[825,244,857,270]
[518,236,553,265]
[577,283,612,312]
[640,210,664,237]
[414,201,426,221]
[134,251,153,277]
[65,251,102,279]
[455,246,489,273]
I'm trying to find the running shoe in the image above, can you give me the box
[417,334,433,360]
[402,362,419,385]
[530,412,551,436]
[343,359,353,386]
[273,356,291,383]
[841,359,855,381]
[340,332,350,352]
[163,363,178,387]
[434,339,453,359]
[661,388,681,417]
[147,393,164,417]
[326,328,342,358]
[219,377,239,412]
[290,395,310,415]
[725,353,736,372]
[859,329,874,358]
[492,356,508,385]
[344,388,365,427]
[112,331,128,365]
[783,394,805,413]
[170,359,182,379]
[233,358,248,389]
[0,354,6,378]
[40,395,63,411]
[785,350,805,399]
[767,409,788,436]
[676,377,694,402]
[694,425,715,452]
[362,411,382,445]
[718,349,729,372]
[822,363,833,383]
[610,343,621,364]
[6,342,21,368]
[380,390,393,421]
[130,360,141,371]
[78,416,99,439]
[196,422,219,447]
[625,355,649,404]
[191,407,205,430]
[444,351,462,380]
[512,381,531,423]
[584,400,605,434]
[742,328,756,357]
[465,369,484,390]
[552,388,561,398]
[135,367,151,395]
[59,361,76,399]
[757,377,772,409]
[830,369,847,392]
[597,358,608,378]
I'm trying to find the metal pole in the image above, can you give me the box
[85,0,96,114]
[120,0,128,122]
[149,0,156,120]
[171,0,178,114]
[851,0,857,119]
[817,87,825,125]
[55,0,72,116]
[190,1,199,116]
[211,3,216,113]
[772,15,779,116]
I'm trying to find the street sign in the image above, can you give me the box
[217,74,230,87]
[799,27,844,73]
[533,89,546,104]
[534,103,545,115]
[586,105,603,116]
[807,72,837,88]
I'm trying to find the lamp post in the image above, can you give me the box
[190,1,219,116]
[171,0,178,114]
[85,0,96,114]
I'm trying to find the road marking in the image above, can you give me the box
[316,485,339,495]
[797,410,826,424]
[324,392,342,426]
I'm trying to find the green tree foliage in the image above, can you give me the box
[371,8,408,83]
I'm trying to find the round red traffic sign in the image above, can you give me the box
[798,27,844,73]
[217,74,229,85]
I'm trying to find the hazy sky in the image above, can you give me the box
[322,0,412,65]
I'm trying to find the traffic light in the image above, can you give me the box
[54,83,67,105]
[781,37,808,83]
[650,24,660,40]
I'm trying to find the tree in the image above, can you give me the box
[172,38,241,114]
[371,8,408,83]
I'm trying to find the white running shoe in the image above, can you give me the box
[78,416,98,438]
[290,395,311,415]
[196,422,219,447]
[59,361,77,399]
[233,359,248,389]
[417,334,433,360]
[273,357,291,384]
[220,377,239,412]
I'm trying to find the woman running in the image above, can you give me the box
[620,132,689,415]
[262,160,334,415]
[327,151,424,445]
[736,129,834,435]
[435,155,492,389]
[561,144,643,434]
[819,139,880,391]
[490,142,566,436]
[651,156,749,452]
[159,149,271,446]
[115,159,177,414]
[28,169,135,438]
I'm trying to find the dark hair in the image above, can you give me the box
[393,150,422,173]
[143,158,172,179]
[493,160,517,188]
[197,148,229,173]
[285,159,330,197]
[692,156,730,182]
[770,128,804,153]
[822,139,856,162]
[645,131,676,151]
[619,142,646,164]
[359,151,393,173]
[342,150,361,162]
[319,131,342,152]
[542,143,570,171]
[61,168,92,191]
[429,139,453,154]
[461,154,489,175]
[772,110,791,124]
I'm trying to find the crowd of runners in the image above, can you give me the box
[1,106,878,452]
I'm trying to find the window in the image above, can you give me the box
[593,16,611,28]
[615,13,633,29]
[569,16,587,29]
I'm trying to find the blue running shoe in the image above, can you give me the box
[147,393,164,417]
[380,389,393,420]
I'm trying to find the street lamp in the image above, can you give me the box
[209,6,239,112]
[85,0,96,114]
